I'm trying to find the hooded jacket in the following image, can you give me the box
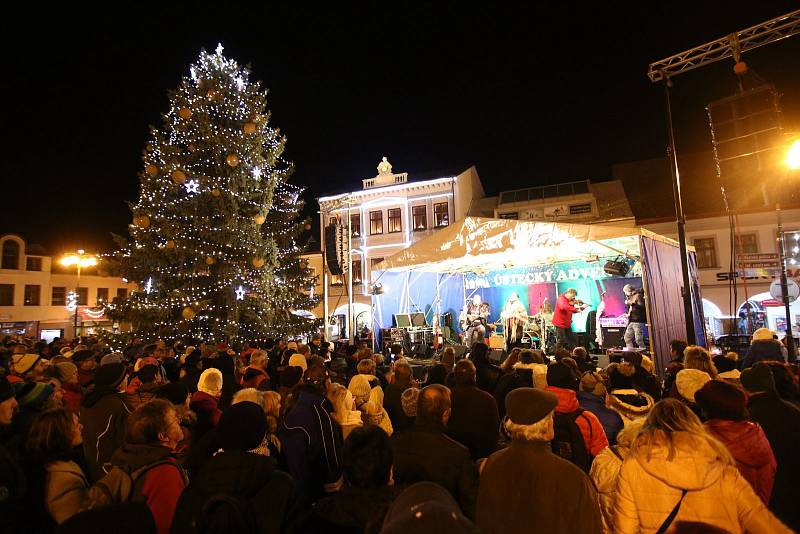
[613,432,791,534]
[606,389,654,425]
[546,386,608,457]
[577,391,624,446]
[80,391,133,483]
[189,390,222,442]
[704,419,776,505]
[590,442,630,533]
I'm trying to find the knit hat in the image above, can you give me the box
[506,387,557,425]
[134,356,159,372]
[752,328,777,341]
[675,369,711,402]
[741,364,776,393]
[695,380,747,421]
[100,352,125,366]
[712,355,737,374]
[401,387,419,417]
[288,353,307,372]
[71,350,95,364]
[198,368,223,397]
[94,362,128,390]
[53,362,78,384]
[546,362,577,390]
[155,382,190,406]
[580,372,606,396]
[0,376,14,403]
[217,401,267,452]
[382,481,479,534]
[286,341,298,351]
[12,354,41,375]
[15,382,53,409]
[348,374,374,406]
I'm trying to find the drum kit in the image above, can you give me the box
[520,311,556,351]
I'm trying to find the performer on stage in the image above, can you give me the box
[553,288,588,350]
[501,292,527,348]
[623,284,646,349]
[461,294,490,348]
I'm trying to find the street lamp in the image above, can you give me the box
[787,139,800,171]
[60,250,98,340]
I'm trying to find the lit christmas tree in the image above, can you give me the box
[107,45,317,344]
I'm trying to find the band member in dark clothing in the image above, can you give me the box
[623,284,646,349]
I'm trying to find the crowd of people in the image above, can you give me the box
[0,327,798,533]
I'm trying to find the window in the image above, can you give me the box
[369,211,383,235]
[434,202,449,227]
[26,257,42,271]
[694,238,718,269]
[739,233,759,254]
[387,208,402,233]
[2,240,19,270]
[24,285,40,306]
[52,287,66,306]
[116,288,128,299]
[77,288,88,306]
[370,257,384,268]
[96,288,109,304]
[0,284,13,306]
[352,259,362,284]
[350,214,361,238]
[330,273,344,286]
[569,203,593,215]
[412,205,427,231]
[499,212,518,219]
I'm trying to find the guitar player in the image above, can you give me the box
[623,284,646,349]
[461,294,490,348]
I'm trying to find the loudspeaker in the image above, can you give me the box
[489,348,507,364]
[603,260,629,277]
[324,224,344,276]
[601,326,626,349]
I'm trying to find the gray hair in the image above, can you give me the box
[504,411,554,442]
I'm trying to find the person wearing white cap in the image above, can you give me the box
[190,368,223,441]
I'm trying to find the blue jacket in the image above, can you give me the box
[576,391,624,446]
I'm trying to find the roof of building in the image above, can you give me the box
[316,163,475,200]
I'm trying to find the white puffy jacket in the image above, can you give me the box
[613,432,792,534]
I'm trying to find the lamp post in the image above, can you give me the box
[60,250,98,340]
[779,139,800,359]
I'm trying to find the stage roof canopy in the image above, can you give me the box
[373,217,679,274]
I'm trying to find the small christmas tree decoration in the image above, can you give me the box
[134,215,151,228]
[181,307,196,319]
[211,188,221,197]
[165,240,176,249]
[252,257,265,268]
[254,214,266,225]
[205,256,216,265]
[226,153,240,167]
[172,170,187,184]
[243,122,257,134]
[145,164,158,176]
[179,107,193,119]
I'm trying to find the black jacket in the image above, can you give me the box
[384,380,414,432]
[447,383,500,460]
[474,361,502,394]
[301,485,396,534]
[391,420,479,519]
[747,391,800,530]
[493,368,534,418]
[170,451,295,534]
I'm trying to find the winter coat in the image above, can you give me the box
[170,451,294,534]
[0,439,27,533]
[447,383,500,460]
[613,432,791,534]
[606,388,654,426]
[391,419,480,519]
[474,360,502,394]
[477,440,603,534]
[80,392,133,483]
[189,391,221,442]
[44,460,91,524]
[493,366,534,418]
[577,391,624,446]
[747,390,800,530]
[704,419,776,505]
[546,386,608,457]
[590,444,628,533]
[109,442,188,534]
[742,339,785,369]
[279,389,344,506]
[61,382,83,414]
[303,485,396,533]
[384,380,414,432]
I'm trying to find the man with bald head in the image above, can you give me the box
[391,384,479,518]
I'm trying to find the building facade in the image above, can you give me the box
[317,158,485,340]
[0,234,137,340]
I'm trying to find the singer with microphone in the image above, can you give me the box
[553,288,588,350]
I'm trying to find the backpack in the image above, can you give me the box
[551,408,593,472]
[90,459,184,508]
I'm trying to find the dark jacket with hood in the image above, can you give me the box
[605,389,654,425]
[170,451,294,534]
[80,390,133,483]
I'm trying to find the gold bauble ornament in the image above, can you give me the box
[145,164,158,176]
[211,188,221,197]
[243,122,257,135]
[135,215,150,228]
[178,107,193,119]
[146,144,154,152]
[733,61,748,75]
[165,240,176,250]
[252,257,265,268]
[181,307,196,320]
[171,170,187,184]
[254,214,266,225]
[205,256,216,265]
[226,153,240,167]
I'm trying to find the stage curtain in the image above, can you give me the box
[688,251,708,347]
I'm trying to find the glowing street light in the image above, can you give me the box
[59,249,98,339]
[787,139,800,171]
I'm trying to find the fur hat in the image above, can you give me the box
[401,387,419,417]
[288,353,307,372]
[695,380,747,421]
[217,401,267,452]
[12,354,41,375]
[197,368,223,397]
[675,369,711,402]
[752,328,777,341]
[606,362,636,390]
[580,372,606,396]
[348,374,374,406]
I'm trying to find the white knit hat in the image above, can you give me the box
[752,327,777,341]
[348,374,374,406]
[198,368,223,397]
[288,353,308,372]
[675,368,711,403]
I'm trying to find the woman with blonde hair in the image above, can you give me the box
[361,385,393,436]
[327,382,363,440]
[669,345,717,419]
[613,399,791,534]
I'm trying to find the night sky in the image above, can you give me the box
[3,4,799,255]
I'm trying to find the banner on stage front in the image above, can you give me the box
[464,259,613,290]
